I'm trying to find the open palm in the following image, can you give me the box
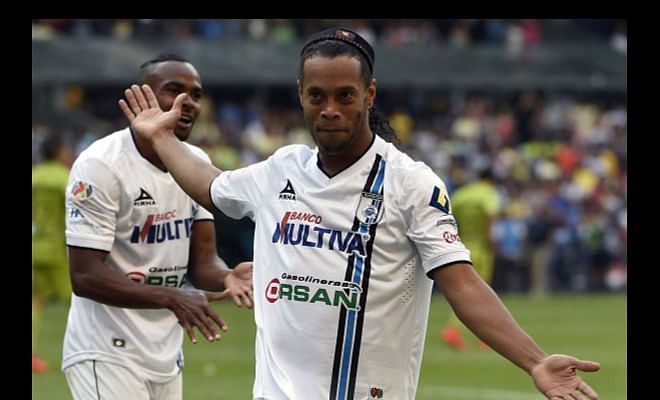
[532,354,600,399]
[118,84,185,142]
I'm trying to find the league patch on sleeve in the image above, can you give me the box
[71,181,93,202]
[428,186,450,213]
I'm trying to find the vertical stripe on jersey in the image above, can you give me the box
[330,155,386,400]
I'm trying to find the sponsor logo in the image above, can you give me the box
[71,181,93,201]
[126,271,146,284]
[429,185,450,213]
[272,217,365,257]
[442,231,462,243]
[134,188,156,207]
[278,179,296,201]
[125,268,188,287]
[68,207,84,218]
[265,275,361,310]
[436,215,457,227]
[130,211,193,244]
[369,386,384,399]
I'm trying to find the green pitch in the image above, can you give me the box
[32,293,626,399]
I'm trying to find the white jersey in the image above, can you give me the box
[62,128,213,383]
[211,134,471,400]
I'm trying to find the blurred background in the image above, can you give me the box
[32,18,627,399]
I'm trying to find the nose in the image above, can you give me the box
[320,99,340,120]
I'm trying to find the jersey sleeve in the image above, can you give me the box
[209,157,272,221]
[399,165,472,275]
[65,157,120,252]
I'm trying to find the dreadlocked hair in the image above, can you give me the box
[369,107,401,146]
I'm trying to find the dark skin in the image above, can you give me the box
[70,60,253,345]
[298,56,375,176]
[120,54,600,400]
[134,60,203,172]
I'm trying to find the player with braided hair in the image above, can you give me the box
[121,28,599,400]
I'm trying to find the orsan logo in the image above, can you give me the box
[265,274,361,311]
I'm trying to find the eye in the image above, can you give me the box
[338,91,354,103]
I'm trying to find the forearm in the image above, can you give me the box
[152,132,221,212]
[435,265,546,373]
[188,258,231,291]
[72,259,176,309]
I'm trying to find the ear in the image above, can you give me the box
[367,78,377,109]
[297,79,304,106]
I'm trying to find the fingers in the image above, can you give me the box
[574,359,601,372]
[141,84,160,109]
[123,86,142,116]
[130,84,150,111]
[171,92,188,113]
[577,381,599,399]
[233,291,253,309]
[181,321,198,345]
[118,99,135,122]
[207,289,232,302]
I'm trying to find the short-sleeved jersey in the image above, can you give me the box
[62,128,213,383]
[210,134,471,400]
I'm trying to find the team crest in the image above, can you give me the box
[355,191,384,225]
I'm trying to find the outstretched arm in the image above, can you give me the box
[187,220,254,308]
[118,84,220,212]
[432,263,600,399]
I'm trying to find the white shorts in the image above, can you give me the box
[64,360,182,400]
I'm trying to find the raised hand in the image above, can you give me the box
[118,84,185,142]
[224,261,254,308]
[169,288,231,344]
[531,354,600,399]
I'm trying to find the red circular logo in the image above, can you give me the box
[265,278,280,303]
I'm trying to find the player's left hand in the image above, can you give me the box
[223,261,254,308]
[531,354,600,399]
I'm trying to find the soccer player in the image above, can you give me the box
[120,30,600,400]
[441,168,501,350]
[63,54,253,400]
[32,132,74,373]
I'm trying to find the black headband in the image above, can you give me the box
[300,27,375,73]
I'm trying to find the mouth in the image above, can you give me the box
[177,115,194,129]
[317,127,345,134]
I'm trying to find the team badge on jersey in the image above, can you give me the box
[71,181,93,201]
[355,191,384,225]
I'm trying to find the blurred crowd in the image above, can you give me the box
[32,19,626,55]
[32,84,627,295]
[33,19,626,294]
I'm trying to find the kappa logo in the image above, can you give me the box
[134,188,156,207]
[278,179,296,201]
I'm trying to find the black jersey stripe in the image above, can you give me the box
[329,154,385,400]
